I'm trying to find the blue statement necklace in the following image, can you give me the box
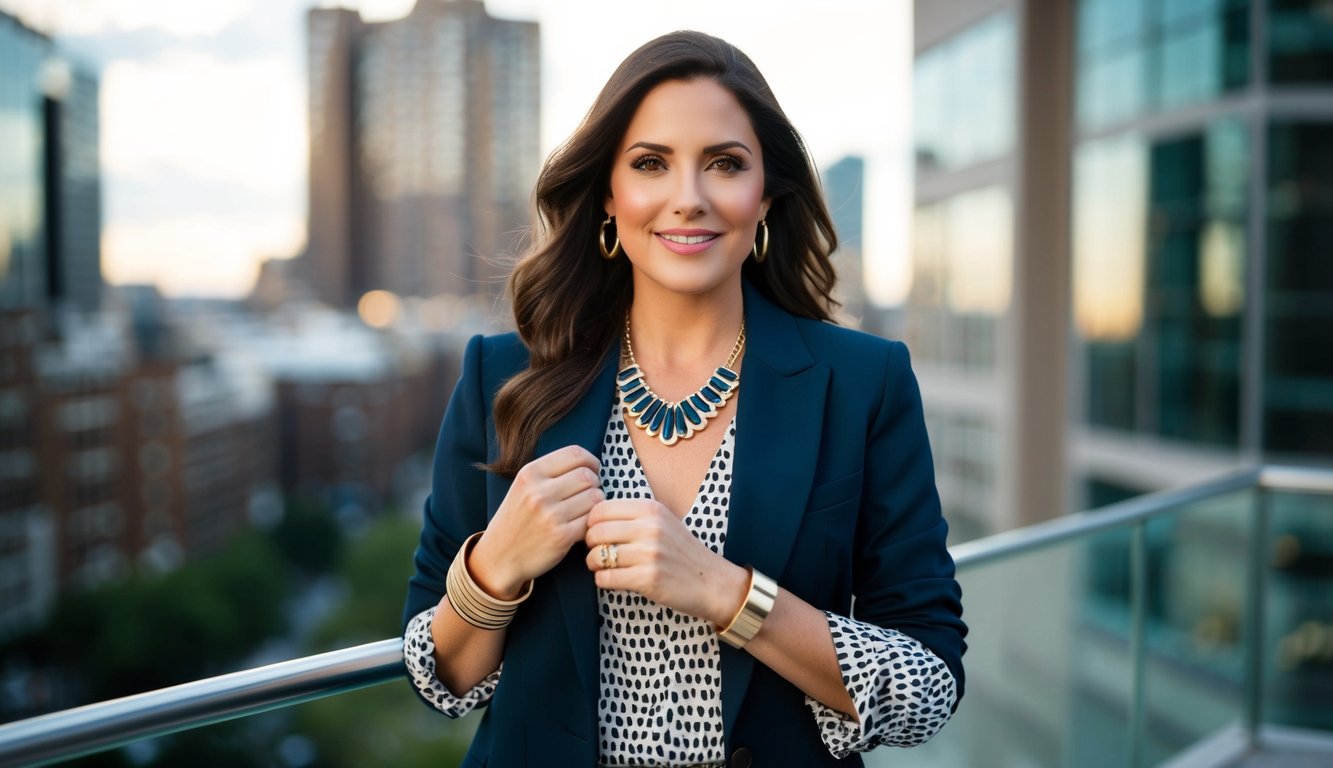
[616,317,745,447]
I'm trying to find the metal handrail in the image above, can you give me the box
[1260,464,1333,495]
[0,640,404,768]
[949,466,1263,568]
[950,464,1333,568]
[2,464,1330,767]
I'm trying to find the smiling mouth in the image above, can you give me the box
[657,233,718,245]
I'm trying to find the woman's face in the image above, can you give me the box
[606,78,770,302]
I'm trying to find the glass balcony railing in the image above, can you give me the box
[1,466,1331,768]
[875,466,1333,768]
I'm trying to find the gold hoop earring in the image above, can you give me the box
[599,216,622,259]
[752,219,769,263]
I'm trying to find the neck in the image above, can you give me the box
[626,283,744,371]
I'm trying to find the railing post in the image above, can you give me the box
[1242,484,1271,747]
[1128,520,1148,767]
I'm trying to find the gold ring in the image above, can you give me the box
[608,543,619,569]
[598,543,610,569]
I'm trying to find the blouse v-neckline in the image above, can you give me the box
[615,394,737,520]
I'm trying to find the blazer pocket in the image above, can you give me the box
[805,469,863,514]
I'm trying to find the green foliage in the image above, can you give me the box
[307,514,421,651]
[6,505,473,767]
[129,719,270,768]
[28,531,292,703]
[291,680,474,768]
[273,497,344,576]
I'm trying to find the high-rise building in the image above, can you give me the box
[1069,0,1333,498]
[911,0,1061,541]
[307,0,541,308]
[0,11,102,315]
[307,7,364,311]
[0,12,50,310]
[910,0,1333,761]
[912,0,1333,533]
[44,60,104,313]
[822,155,867,325]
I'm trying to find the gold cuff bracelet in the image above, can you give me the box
[716,566,778,649]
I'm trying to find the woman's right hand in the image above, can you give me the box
[467,445,603,599]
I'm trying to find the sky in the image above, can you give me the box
[4,0,915,303]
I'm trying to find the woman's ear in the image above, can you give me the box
[760,197,771,220]
[605,196,616,218]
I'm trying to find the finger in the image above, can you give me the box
[584,541,634,572]
[553,486,604,523]
[588,498,657,526]
[593,566,635,591]
[585,519,639,547]
[544,465,602,504]
[584,545,603,572]
[555,515,592,550]
[533,444,600,478]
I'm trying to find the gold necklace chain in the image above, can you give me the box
[622,316,746,370]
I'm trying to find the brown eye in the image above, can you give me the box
[632,155,664,172]
[710,156,743,172]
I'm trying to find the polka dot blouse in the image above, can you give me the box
[404,398,958,763]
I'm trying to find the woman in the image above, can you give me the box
[402,31,965,768]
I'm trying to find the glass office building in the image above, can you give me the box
[913,0,1333,532]
[1071,0,1333,491]
[910,9,1018,542]
[0,13,48,310]
[910,1,1333,761]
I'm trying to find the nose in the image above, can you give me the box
[671,168,708,218]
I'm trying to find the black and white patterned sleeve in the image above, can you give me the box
[804,612,958,757]
[403,606,501,717]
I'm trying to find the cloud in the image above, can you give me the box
[103,214,305,298]
[31,0,256,38]
[101,50,306,187]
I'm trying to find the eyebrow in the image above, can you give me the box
[624,140,754,156]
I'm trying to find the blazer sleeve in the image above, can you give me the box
[402,334,493,630]
[853,340,967,705]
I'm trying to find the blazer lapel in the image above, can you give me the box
[721,282,829,736]
[538,343,620,722]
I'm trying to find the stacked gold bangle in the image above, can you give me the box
[446,532,533,630]
[716,566,778,649]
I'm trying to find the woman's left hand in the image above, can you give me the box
[584,499,747,625]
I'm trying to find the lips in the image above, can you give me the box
[654,229,720,255]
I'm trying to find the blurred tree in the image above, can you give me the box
[307,514,419,651]
[291,681,472,768]
[12,532,291,705]
[6,509,475,767]
[273,497,344,577]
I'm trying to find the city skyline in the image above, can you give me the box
[0,0,915,303]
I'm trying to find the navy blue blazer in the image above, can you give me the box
[403,281,966,767]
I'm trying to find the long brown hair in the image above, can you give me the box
[487,30,838,477]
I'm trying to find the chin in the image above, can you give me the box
[636,266,744,300]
